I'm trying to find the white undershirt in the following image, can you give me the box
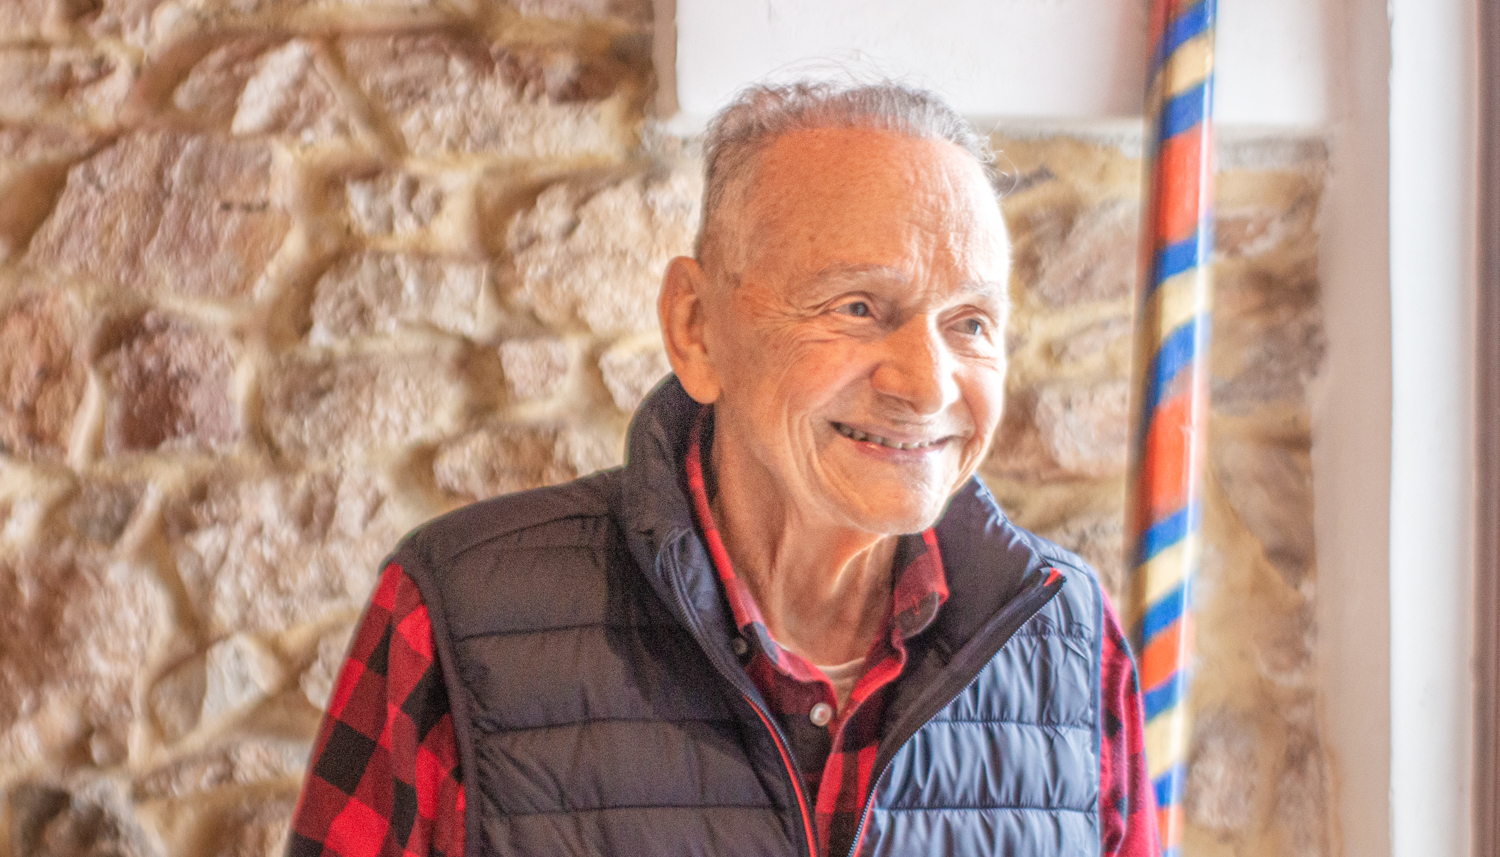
[814,657,867,713]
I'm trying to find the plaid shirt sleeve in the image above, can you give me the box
[288,563,466,857]
[1100,594,1161,857]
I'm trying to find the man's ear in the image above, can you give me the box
[658,256,722,404]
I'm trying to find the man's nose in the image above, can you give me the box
[870,315,960,416]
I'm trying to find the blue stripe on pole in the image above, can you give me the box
[1141,578,1189,641]
[1160,80,1208,140]
[1151,1,1211,74]
[1144,670,1187,720]
[1154,236,1204,286]
[1153,763,1187,809]
[1140,317,1202,416]
[1139,504,1194,565]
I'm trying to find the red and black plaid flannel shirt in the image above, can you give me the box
[289,567,465,857]
[291,428,1159,857]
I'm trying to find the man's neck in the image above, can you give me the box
[709,444,898,666]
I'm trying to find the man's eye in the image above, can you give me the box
[837,301,872,317]
[957,317,986,335]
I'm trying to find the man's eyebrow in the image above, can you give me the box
[806,264,1009,306]
[957,279,1009,301]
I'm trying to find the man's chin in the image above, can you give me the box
[836,499,948,537]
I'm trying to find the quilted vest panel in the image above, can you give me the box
[408,506,802,857]
[862,565,1103,857]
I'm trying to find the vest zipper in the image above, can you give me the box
[663,550,820,857]
[844,570,1067,857]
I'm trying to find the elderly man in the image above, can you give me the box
[290,82,1157,857]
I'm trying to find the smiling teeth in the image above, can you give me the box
[834,423,941,450]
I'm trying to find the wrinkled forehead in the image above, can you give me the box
[726,127,1010,281]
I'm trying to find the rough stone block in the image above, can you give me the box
[0,126,99,261]
[1254,601,1315,686]
[0,291,88,459]
[1273,730,1330,857]
[0,550,165,751]
[433,422,619,499]
[231,40,354,142]
[497,336,572,401]
[166,468,399,635]
[1049,314,1130,364]
[988,380,1128,481]
[0,47,135,126]
[26,131,290,300]
[261,352,460,463]
[508,168,700,335]
[89,723,130,767]
[1212,304,1326,414]
[340,34,631,157]
[0,125,98,164]
[134,738,308,799]
[1213,437,1314,587]
[986,387,1064,481]
[345,171,444,238]
[66,481,145,546]
[99,312,240,454]
[149,635,283,742]
[173,39,278,126]
[300,623,355,710]
[1216,202,1314,260]
[310,253,488,342]
[1033,380,1130,478]
[174,39,354,143]
[510,0,650,24]
[598,341,670,412]
[9,778,160,857]
[1013,199,1136,308]
[0,0,58,40]
[88,0,171,48]
[1040,512,1124,602]
[1184,709,1259,833]
[201,634,285,722]
[210,798,295,857]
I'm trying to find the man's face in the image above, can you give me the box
[700,126,1011,535]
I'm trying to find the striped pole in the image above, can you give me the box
[1126,1,1216,855]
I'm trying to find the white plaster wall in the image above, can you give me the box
[1386,0,1478,853]
[670,0,1330,128]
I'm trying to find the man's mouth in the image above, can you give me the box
[832,422,945,451]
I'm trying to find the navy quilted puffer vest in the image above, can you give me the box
[397,380,1105,856]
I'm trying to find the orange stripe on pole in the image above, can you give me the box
[1137,391,1193,519]
[1156,130,1205,246]
[1158,805,1183,848]
[1140,615,1193,691]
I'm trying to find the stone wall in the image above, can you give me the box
[0,1,1329,854]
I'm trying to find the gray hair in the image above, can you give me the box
[695,80,996,267]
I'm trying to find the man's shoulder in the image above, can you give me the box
[395,467,626,571]
[1015,527,1098,585]
[946,477,1104,593]
[985,510,1110,629]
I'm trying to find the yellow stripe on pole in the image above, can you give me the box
[1166,33,1215,97]
[1147,268,1211,350]
[1146,708,1194,781]
[1137,533,1200,606]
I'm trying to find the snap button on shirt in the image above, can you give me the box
[809,702,834,727]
